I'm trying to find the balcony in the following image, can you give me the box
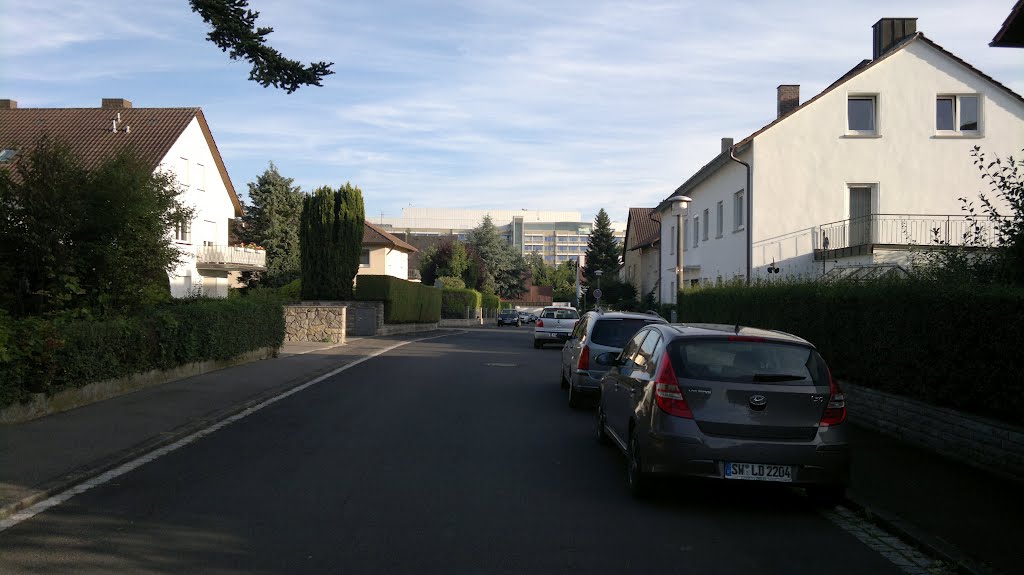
[195,245,267,272]
[814,214,1004,261]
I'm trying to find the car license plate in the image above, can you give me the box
[724,462,794,482]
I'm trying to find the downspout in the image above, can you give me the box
[729,145,752,285]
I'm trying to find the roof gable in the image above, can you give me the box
[625,207,660,251]
[0,105,242,217]
[363,220,418,252]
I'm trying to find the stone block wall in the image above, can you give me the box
[843,382,1024,481]
[284,304,347,343]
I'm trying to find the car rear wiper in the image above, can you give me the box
[751,373,807,382]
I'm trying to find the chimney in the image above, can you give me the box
[0,99,16,109]
[101,98,133,109]
[873,18,917,59]
[777,85,800,118]
[721,137,734,154]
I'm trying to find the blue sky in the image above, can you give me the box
[2,0,1021,224]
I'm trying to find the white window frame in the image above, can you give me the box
[716,201,724,238]
[846,94,879,136]
[936,94,981,136]
[693,216,700,248]
[360,248,371,267]
[702,208,710,241]
[669,225,675,255]
[174,220,192,243]
[734,190,745,232]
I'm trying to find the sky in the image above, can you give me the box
[1,0,1021,225]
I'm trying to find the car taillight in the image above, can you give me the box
[536,319,544,327]
[578,345,590,370]
[819,371,847,427]
[653,351,692,419]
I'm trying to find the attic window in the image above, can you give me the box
[0,149,16,162]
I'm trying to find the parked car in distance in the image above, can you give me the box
[594,323,849,505]
[561,310,667,408]
[533,307,580,348]
[518,311,532,324]
[497,308,521,327]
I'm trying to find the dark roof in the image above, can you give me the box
[991,0,1024,47]
[624,207,661,251]
[363,220,418,252]
[660,32,1024,207]
[0,104,241,217]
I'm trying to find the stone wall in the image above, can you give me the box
[284,304,347,343]
[439,318,483,327]
[843,382,1024,481]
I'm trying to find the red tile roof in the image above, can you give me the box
[363,220,418,252]
[0,103,241,216]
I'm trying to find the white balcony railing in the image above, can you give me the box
[195,245,267,271]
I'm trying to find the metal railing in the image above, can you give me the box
[817,214,1005,251]
[195,245,267,269]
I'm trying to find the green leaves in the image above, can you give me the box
[189,0,334,93]
[240,162,304,288]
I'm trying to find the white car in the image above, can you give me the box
[533,307,580,348]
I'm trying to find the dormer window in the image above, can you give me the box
[936,95,980,135]
[0,149,16,162]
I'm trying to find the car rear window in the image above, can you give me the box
[590,319,661,348]
[501,310,517,316]
[667,340,827,386]
[542,309,579,319]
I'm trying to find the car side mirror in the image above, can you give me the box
[595,352,621,367]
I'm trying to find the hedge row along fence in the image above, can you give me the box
[676,281,1024,424]
[0,293,285,410]
[442,288,482,319]
[356,275,442,324]
[481,293,500,311]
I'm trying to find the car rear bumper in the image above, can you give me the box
[641,426,850,486]
[534,331,570,342]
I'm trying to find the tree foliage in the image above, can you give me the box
[467,215,527,299]
[0,137,193,318]
[299,182,364,300]
[189,0,334,93]
[584,208,620,281]
[238,162,304,288]
[418,238,469,286]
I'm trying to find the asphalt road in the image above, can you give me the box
[0,328,905,574]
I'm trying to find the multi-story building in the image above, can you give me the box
[377,208,626,266]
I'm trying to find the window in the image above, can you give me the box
[196,163,206,191]
[936,95,980,133]
[682,220,688,251]
[635,331,662,375]
[0,149,16,162]
[716,201,724,238]
[621,330,651,372]
[702,208,709,241]
[360,249,370,267]
[847,95,877,134]
[734,190,745,230]
[693,216,699,247]
[669,225,675,254]
[174,220,191,243]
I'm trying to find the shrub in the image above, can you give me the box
[481,293,500,311]
[442,288,482,319]
[355,275,441,323]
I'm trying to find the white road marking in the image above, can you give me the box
[0,332,457,533]
[822,506,938,574]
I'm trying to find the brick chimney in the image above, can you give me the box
[721,137,734,154]
[0,99,16,109]
[777,85,799,118]
[873,18,917,59]
[101,98,133,109]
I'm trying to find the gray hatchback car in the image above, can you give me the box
[560,310,667,408]
[594,323,849,505]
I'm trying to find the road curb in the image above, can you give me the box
[841,492,1001,575]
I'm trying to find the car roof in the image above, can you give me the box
[584,310,667,323]
[655,323,813,346]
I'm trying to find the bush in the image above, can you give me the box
[355,275,442,324]
[442,288,481,319]
[676,279,1024,423]
[0,293,285,409]
[481,293,500,311]
[277,279,302,301]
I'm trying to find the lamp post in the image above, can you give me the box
[665,195,692,300]
[594,270,603,310]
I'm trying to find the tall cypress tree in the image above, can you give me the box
[299,183,364,300]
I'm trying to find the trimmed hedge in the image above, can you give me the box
[355,275,442,324]
[677,281,1024,423]
[0,293,285,410]
[481,293,500,311]
[442,288,482,319]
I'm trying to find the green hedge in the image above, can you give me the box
[677,281,1024,423]
[481,293,499,311]
[0,293,285,409]
[355,275,442,324]
[442,288,482,319]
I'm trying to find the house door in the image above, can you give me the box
[849,186,873,246]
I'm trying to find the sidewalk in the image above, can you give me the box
[0,333,442,521]
[0,337,1018,575]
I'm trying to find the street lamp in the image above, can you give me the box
[594,270,603,310]
[665,195,692,299]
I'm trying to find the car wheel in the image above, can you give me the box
[560,369,569,389]
[627,431,650,499]
[568,382,582,408]
[806,485,845,508]
[595,405,610,446]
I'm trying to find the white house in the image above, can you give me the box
[655,18,1024,304]
[0,98,264,298]
[360,221,418,280]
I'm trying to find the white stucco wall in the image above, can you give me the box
[356,246,410,280]
[156,117,237,298]
[752,40,1024,279]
